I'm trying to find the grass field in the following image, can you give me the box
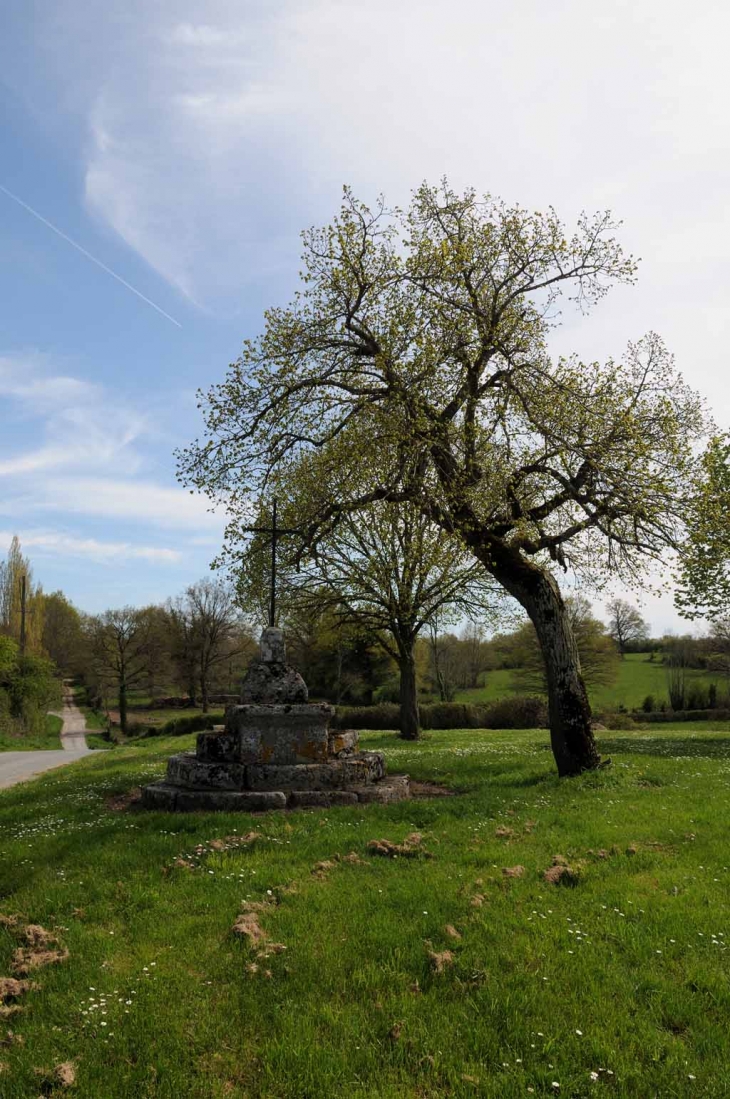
[2,723,730,1096]
[0,713,63,752]
[458,652,721,712]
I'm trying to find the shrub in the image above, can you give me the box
[641,694,654,713]
[135,711,225,739]
[636,708,730,723]
[602,712,638,730]
[333,696,547,731]
[685,685,709,711]
[480,696,548,729]
[332,704,400,731]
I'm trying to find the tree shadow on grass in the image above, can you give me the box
[598,735,730,760]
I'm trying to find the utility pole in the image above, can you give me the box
[19,572,27,656]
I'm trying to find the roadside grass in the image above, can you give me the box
[2,724,730,1096]
[0,713,63,752]
[458,653,721,712]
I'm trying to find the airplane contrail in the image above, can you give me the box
[0,181,182,328]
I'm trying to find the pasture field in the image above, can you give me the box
[458,653,721,712]
[2,723,730,1096]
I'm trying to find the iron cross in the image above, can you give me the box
[251,497,298,627]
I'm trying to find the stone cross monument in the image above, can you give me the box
[141,625,409,811]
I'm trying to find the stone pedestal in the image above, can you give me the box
[141,626,409,812]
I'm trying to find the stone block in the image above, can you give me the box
[140,782,179,810]
[174,789,287,812]
[227,704,334,765]
[196,732,238,762]
[287,790,359,808]
[246,752,385,791]
[353,775,411,803]
[166,753,247,790]
[328,730,360,757]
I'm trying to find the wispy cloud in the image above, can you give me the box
[0,529,181,564]
[33,476,223,531]
[0,352,146,477]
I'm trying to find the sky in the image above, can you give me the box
[0,0,729,631]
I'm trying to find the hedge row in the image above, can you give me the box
[133,712,225,739]
[333,696,548,731]
[633,708,730,724]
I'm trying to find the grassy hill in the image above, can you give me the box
[2,722,730,1096]
[458,652,721,712]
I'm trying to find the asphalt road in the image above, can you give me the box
[0,687,91,791]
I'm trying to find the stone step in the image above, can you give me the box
[140,775,410,812]
[166,750,385,792]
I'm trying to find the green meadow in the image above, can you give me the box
[458,652,721,712]
[2,724,730,1097]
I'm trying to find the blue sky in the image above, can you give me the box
[1,1,729,631]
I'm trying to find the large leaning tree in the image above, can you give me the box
[231,495,503,739]
[178,181,706,776]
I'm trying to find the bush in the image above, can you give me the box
[641,694,654,713]
[333,696,548,731]
[332,704,400,731]
[481,696,548,729]
[635,708,730,723]
[135,711,225,739]
[602,712,638,730]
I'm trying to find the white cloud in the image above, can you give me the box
[25,476,224,531]
[0,352,146,477]
[0,529,181,564]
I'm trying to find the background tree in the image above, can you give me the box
[0,536,44,654]
[233,497,502,738]
[42,591,86,677]
[510,595,619,695]
[179,182,705,776]
[605,598,649,657]
[180,581,251,712]
[88,608,152,733]
[675,434,730,621]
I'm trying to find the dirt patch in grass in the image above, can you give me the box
[232,912,268,947]
[12,948,69,976]
[502,865,525,878]
[105,787,142,812]
[0,978,39,1001]
[427,948,455,973]
[409,780,455,799]
[367,833,432,859]
[22,925,59,949]
[543,855,581,886]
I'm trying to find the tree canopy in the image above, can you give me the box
[675,434,730,621]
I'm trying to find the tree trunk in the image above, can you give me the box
[485,549,600,776]
[397,646,421,741]
[118,680,128,735]
[200,674,209,714]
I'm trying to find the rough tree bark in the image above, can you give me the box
[480,545,600,776]
[396,644,421,741]
[118,680,128,736]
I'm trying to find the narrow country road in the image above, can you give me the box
[0,685,92,791]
